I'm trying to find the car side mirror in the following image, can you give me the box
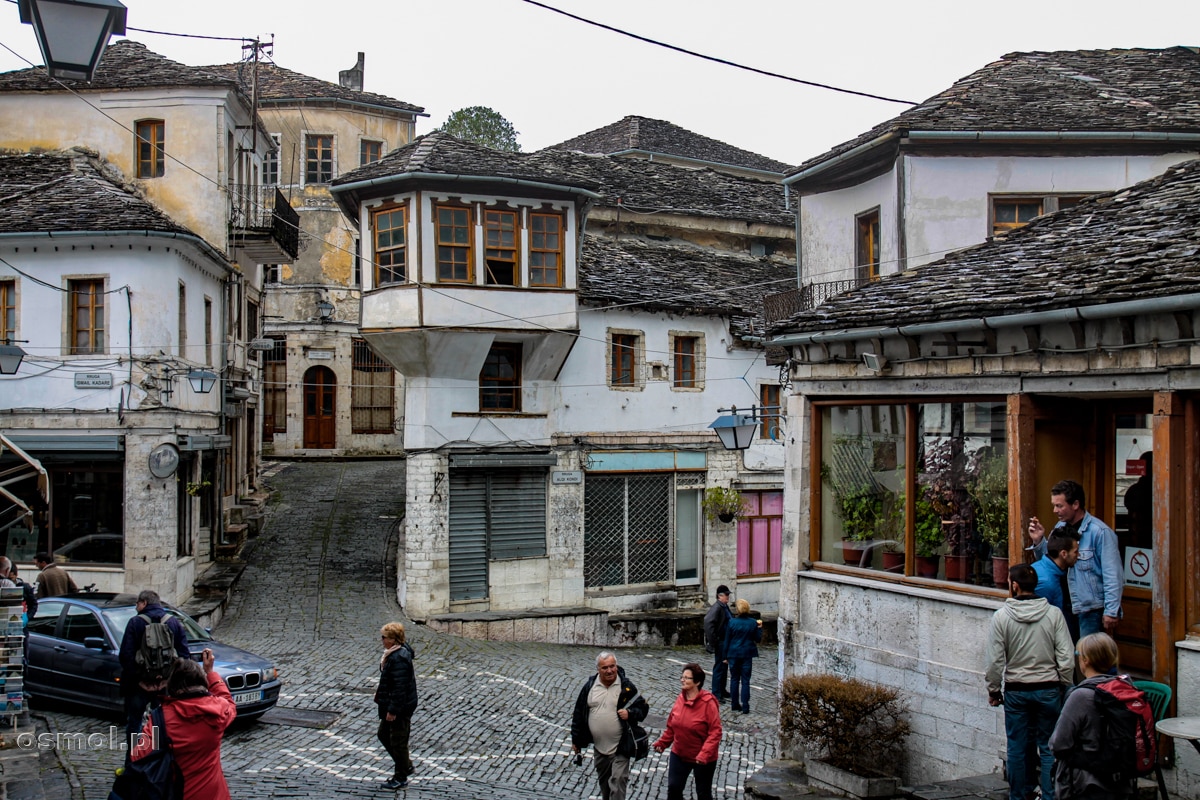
[83,637,109,651]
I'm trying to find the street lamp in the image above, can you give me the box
[316,299,335,324]
[18,0,127,82]
[186,369,218,394]
[0,342,27,375]
[709,410,758,451]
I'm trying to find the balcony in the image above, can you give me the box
[764,279,867,325]
[228,185,300,263]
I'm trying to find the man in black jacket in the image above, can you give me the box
[118,590,189,748]
[703,584,733,702]
[571,652,649,800]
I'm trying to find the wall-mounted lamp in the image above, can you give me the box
[862,352,888,373]
[708,404,781,451]
[18,0,127,82]
[186,369,218,394]
[0,340,28,375]
[316,299,334,324]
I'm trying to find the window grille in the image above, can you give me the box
[584,474,672,587]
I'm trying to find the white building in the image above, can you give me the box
[330,132,794,630]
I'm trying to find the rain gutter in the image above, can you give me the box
[768,293,1200,347]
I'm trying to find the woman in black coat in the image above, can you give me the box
[375,621,417,790]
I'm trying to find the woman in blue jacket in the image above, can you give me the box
[724,599,762,714]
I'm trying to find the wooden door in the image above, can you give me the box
[302,366,336,449]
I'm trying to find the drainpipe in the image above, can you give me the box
[768,292,1200,347]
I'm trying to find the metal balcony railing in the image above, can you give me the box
[228,184,300,261]
[764,278,868,324]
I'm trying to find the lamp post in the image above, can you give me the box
[0,341,27,375]
[708,405,781,451]
[18,0,127,82]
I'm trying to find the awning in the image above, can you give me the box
[0,434,50,534]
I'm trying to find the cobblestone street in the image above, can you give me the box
[38,460,779,798]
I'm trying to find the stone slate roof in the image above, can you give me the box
[203,62,424,115]
[788,47,1200,179]
[580,234,793,338]
[547,115,790,175]
[334,132,791,227]
[0,149,203,239]
[0,40,238,94]
[769,157,1200,336]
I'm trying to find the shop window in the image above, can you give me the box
[815,400,1007,585]
[584,474,671,587]
[737,491,783,577]
[351,338,395,434]
[50,465,123,564]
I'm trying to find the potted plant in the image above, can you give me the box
[702,486,746,524]
[921,440,979,582]
[913,494,944,578]
[970,448,1010,587]
[821,462,884,566]
[879,493,906,573]
[780,673,910,797]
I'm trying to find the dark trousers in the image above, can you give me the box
[711,653,729,699]
[667,752,717,800]
[729,657,753,711]
[1003,688,1062,800]
[378,710,414,780]
[123,686,157,764]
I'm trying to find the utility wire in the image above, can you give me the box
[519,0,918,106]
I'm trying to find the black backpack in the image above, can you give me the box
[11,577,35,617]
[1067,677,1157,784]
[135,614,177,684]
[108,706,184,800]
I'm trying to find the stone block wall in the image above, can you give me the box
[403,451,449,620]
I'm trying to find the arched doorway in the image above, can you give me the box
[302,366,336,449]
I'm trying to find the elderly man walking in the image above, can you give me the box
[571,651,649,800]
[986,564,1074,800]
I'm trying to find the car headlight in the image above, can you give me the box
[263,667,278,682]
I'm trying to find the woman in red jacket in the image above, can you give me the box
[653,662,722,800]
[132,648,237,800]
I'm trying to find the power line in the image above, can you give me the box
[519,0,918,106]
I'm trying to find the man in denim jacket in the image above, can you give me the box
[1028,479,1123,637]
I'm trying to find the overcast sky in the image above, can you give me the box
[1,0,1196,168]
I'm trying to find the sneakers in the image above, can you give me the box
[382,778,408,790]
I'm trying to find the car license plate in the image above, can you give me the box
[233,690,263,706]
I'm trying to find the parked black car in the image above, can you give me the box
[25,593,281,719]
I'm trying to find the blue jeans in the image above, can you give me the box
[711,655,729,699]
[666,752,716,800]
[1077,609,1104,638]
[729,657,752,711]
[1003,688,1062,800]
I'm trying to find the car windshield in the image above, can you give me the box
[103,606,214,643]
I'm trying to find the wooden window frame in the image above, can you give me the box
[372,204,407,286]
[737,490,784,578]
[351,338,395,434]
[483,209,519,286]
[610,332,640,388]
[672,334,700,389]
[480,342,522,412]
[177,282,187,358]
[204,298,213,366]
[68,278,105,355]
[760,384,781,440]
[529,212,564,287]
[856,208,880,282]
[304,134,334,185]
[135,119,164,179]
[435,204,474,283]
[0,280,14,344]
[990,194,1092,237]
[264,133,280,186]
[360,138,383,166]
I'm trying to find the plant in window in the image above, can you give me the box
[820,462,886,543]
[920,440,978,559]
[913,495,944,557]
[702,486,746,524]
[970,448,1008,551]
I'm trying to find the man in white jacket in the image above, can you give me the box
[986,564,1074,800]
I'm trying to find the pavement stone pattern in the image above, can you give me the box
[35,460,779,798]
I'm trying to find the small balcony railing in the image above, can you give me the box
[764,278,868,325]
[228,184,300,261]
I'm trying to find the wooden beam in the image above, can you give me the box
[1151,392,1186,690]
[1008,394,1037,562]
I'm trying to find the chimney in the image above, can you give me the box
[339,52,365,91]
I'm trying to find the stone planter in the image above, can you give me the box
[805,757,901,799]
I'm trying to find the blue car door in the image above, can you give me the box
[53,604,120,707]
[23,602,63,694]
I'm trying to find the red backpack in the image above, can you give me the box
[1068,676,1157,784]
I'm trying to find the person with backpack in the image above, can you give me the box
[129,648,237,800]
[119,590,190,749]
[986,564,1075,800]
[1050,633,1150,800]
